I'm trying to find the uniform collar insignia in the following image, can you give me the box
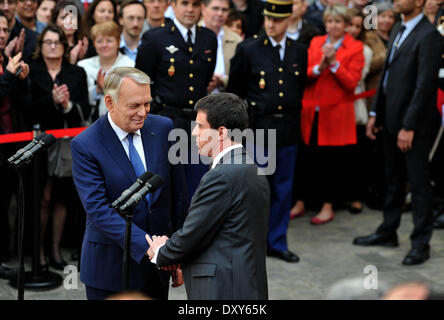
[166,45,179,54]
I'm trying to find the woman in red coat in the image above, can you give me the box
[291,4,364,224]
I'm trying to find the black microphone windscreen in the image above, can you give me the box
[148,175,163,190]
[139,170,154,183]
[41,133,56,146]
[34,133,48,141]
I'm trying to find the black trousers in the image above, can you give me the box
[376,131,434,249]
[85,262,170,300]
[294,112,350,205]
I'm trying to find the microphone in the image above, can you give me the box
[111,171,154,209]
[118,175,163,212]
[7,133,48,164]
[13,134,56,168]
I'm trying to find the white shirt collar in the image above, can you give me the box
[173,17,196,43]
[211,144,243,169]
[402,13,424,33]
[269,36,286,50]
[107,112,141,142]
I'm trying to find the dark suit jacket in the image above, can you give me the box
[303,3,326,35]
[71,114,189,292]
[156,147,270,300]
[227,34,307,146]
[297,19,322,47]
[372,17,443,136]
[29,58,91,130]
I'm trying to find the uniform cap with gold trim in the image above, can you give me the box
[263,0,293,18]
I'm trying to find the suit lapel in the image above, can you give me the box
[391,17,426,63]
[170,23,188,53]
[140,117,161,203]
[100,115,136,184]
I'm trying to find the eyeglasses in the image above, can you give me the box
[42,40,62,46]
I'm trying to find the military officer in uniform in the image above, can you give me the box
[135,0,217,198]
[227,0,307,263]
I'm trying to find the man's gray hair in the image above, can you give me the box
[104,67,152,102]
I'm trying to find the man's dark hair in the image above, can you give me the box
[0,9,8,24]
[194,93,249,131]
[118,0,147,19]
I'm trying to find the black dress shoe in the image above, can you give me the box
[0,263,18,280]
[49,256,68,271]
[267,249,300,263]
[433,213,444,229]
[353,233,399,247]
[402,247,430,266]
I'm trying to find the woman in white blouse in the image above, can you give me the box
[78,20,134,121]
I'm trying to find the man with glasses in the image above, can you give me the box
[0,0,37,63]
[16,0,46,34]
[119,0,146,61]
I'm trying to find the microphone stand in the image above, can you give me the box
[9,133,62,298]
[115,206,134,291]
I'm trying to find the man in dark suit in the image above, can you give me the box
[147,93,270,299]
[303,0,327,34]
[71,67,189,299]
[353,0,443,266]
[135,0,217,200]
[226,0,307,263]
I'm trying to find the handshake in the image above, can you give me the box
[145,234,183,288]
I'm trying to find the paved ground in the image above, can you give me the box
[1,206,443,300]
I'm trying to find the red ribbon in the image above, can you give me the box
[0,127,87,144]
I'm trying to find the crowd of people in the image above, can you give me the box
[0,0,444,295]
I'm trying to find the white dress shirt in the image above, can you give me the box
[173,17,196,44]
[107,112,147,170]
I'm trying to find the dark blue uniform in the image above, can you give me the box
[136,20,217,117]
[227,33,307,254]
[135,19,217,199]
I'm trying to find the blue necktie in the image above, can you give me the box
[127,133,150,206]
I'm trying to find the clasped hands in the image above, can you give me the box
[318,43,337,73]
[145,234,183,287]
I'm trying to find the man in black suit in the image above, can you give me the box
[147,93,270,300]
[226,0,307,263]
[135,0,217,200]
[353,0,443,266]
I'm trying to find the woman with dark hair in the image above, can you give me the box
[30,24,90,271]
[81,0,118,58]
[51,0,89,64]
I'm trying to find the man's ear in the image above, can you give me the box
[104,94,114,113]
[219,126,229,141]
